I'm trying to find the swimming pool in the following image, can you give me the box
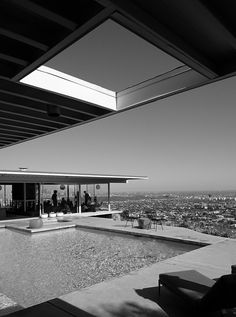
[0,227,197,307]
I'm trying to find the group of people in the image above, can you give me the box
[50,189,100,213]
[82,191,102,212]
[50,190,72,212]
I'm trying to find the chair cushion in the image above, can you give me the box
[200,274,236,311]
[159,270,215,302]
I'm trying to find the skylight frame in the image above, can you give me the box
[20,66,117,111]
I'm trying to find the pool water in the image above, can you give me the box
[0,228,197,307]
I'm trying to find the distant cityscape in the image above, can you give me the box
[110,191,236,239]
[1,185,236,238]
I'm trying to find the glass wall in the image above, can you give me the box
[0,185,12,220]
[0,185,12,208]
[0,182,112,219]
[80,184,109,212]
[0,183,39,219]
[41,184,78,214]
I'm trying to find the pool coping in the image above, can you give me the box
[1,219,220,246]
[70,217,226,247]
[74,223,210,246]
[0,216,227,246]
[5,222,76,234]
[3,222,207,246]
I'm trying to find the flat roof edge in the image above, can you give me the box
[0,170,148,182]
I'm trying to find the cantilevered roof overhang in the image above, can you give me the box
[0,0,236,149]
[0,170,148,185]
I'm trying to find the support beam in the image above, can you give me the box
[10,0,77,31]
[35,183,37,216]
[0,133,26,141]
[0,110,66,130]
[117,67,208,110]
[0,27,48,51]
[0,101,71,127]
[67,185,69,202]
[38,184,41,217]
[0,120,54,133]
[78,184,81,214]
[0,127,37,136]
[4,185,6,207]
[0,95,90,123]
[23,183,26,213]
[0,53,27,66]
[40,184,44,215]
[108,183,111,212]
[0,139,13,144]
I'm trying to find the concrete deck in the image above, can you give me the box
[0,216,235,317]
[59,238,236,317]
[57,217,235,317]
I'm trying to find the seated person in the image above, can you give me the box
[81,202,88,212]
[60,197,67,208]
[67,199,73,209]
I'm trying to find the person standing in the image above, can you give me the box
[51,190,58,207]
[84,191,90,206]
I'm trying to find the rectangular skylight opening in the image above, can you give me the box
[20,66,117,111]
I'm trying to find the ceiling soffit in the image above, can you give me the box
[0,0,235,148]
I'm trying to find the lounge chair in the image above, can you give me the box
[158,270,236,314]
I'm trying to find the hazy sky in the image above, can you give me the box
[0,20,236,192]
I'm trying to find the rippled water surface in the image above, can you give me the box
[0,228,197,307]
